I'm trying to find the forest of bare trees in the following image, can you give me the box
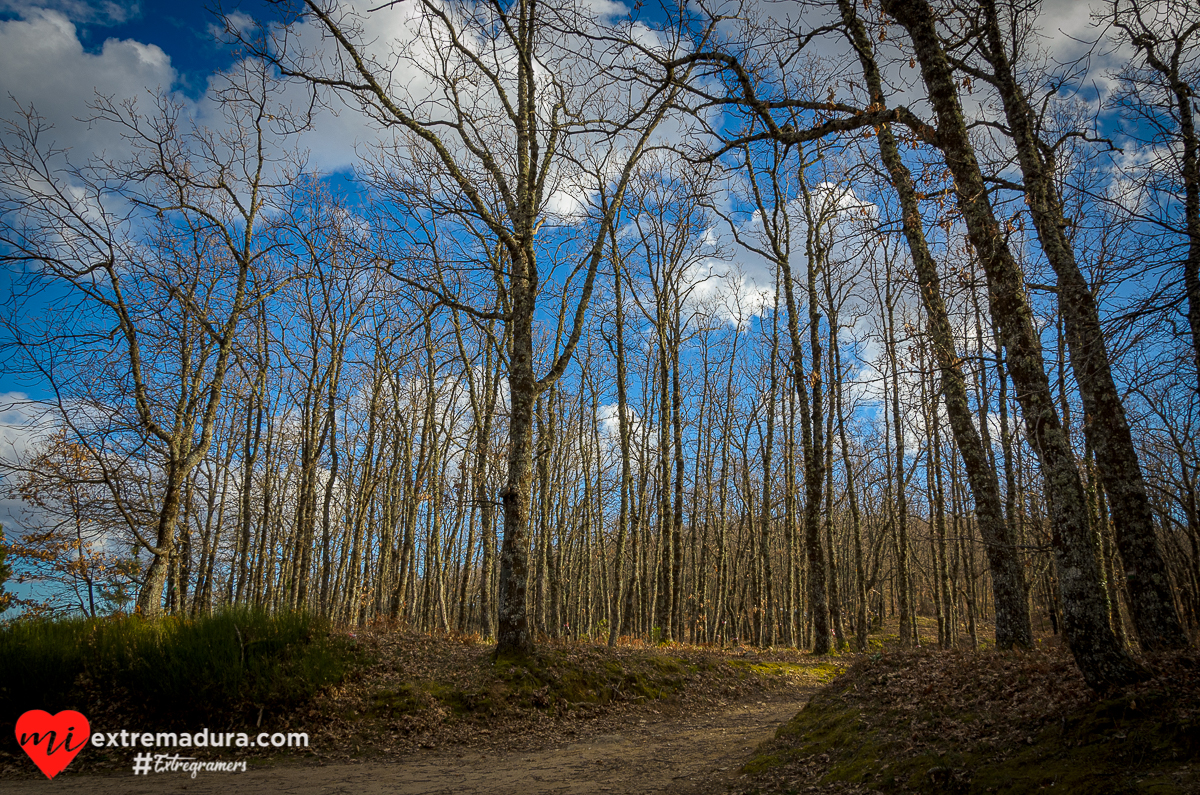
[2,0,1198,690]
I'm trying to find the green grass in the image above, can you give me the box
[0,608,362,728]
[729,659,845,684]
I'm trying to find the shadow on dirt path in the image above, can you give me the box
[8,693,807,794]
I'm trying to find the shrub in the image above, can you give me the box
[0,608,360,728]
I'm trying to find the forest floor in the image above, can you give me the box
[734,636,1200,794]
[6,623,1199,794]
[3,627,843,793]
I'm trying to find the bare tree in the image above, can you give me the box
[0,63,303,616]
[968,0,1187,651]
[835,0,1033,650]
[1110,0,1200,395]
[255,0,701,654]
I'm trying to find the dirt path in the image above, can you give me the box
[9,693,805,794]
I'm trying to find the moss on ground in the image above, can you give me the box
[729,660,845,685]
[494,648,690,709]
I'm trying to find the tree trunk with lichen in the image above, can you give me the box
[881,0,1145,688]
[497,246,537,657]
[977,0,1187,651]
[837,0,1032,650]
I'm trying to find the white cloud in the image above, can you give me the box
[0,4,383,182]
[0,8,174,156]
[0,392,54,464]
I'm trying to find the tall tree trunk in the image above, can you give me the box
[671,314,686,641]
[830,302,868,651]
[497,247,538,657]
[976,0,1187,651]
[137,461,184,616]
[881,0,1145,688]
[885,276,912,649]
[655,293,675,641]
[608,255,633,645]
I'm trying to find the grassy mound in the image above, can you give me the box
[366,646,695,722]
[0,609,361,730]
[741,644,1200,794]
[366,644,822,721]
[306,632,836,759]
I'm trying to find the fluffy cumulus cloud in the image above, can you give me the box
[0,7,174,154]
[0,1,385,177]
[0,0,689,190]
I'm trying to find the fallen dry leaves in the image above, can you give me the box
[739,637,1200,794]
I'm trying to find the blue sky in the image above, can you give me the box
[0,0,1156,442]
[0,0,1161,430]
[0,0,363,394]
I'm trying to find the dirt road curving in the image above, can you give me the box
[7,695,804,795]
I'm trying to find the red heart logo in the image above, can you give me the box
[15,710,91,779]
